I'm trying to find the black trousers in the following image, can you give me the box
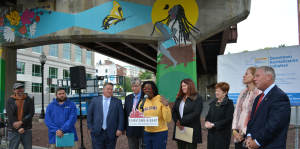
[235,142,246,149]
[177,140,197,149]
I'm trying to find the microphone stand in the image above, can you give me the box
[139,96,147,149]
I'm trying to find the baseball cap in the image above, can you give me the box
[13,83,23,90]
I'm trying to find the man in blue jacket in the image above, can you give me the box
[45,87,78,149]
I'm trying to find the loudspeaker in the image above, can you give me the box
[70,66,87,90]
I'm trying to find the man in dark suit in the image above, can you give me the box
[123,77,143,149]
[87,82,124,149]
[246,66,291,149]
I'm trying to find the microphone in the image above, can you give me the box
[140,95,148,112]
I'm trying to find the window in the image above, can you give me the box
[49,67,58,79]
[117,66,121,69]
[75,46,82,63]
[96,69,98,73]
[50,84,57,93]
[17,62,25,74]
[49,44,58,57]
[63,85,71,94]
[105,69,108,73]
[32,64,41,77]
[63,43,71,60]
[86,73,92,78]
[63,69,70,79]
[86,51,92,65]
[32,46,43,53]
[32,83,42,93]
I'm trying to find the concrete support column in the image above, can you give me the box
[156,40,197,108]
[0,47,16,116]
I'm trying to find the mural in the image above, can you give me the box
[0,5,52,43]
[102,0,134,30]
[152,0,201,102]
[0,0,152,44]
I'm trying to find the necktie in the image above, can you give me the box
[103,98,109,129]
[253,93,264,117]
[133,96,138,109]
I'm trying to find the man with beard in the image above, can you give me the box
[45,87,78,149]
[6,83,34,149]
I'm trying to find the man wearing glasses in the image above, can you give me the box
[123,78,143,149]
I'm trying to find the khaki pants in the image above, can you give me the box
[51,141,78,149]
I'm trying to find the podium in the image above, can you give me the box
[128,107,158,149]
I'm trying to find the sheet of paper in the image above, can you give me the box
[175,126,193,143]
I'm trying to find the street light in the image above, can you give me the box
[39,52,47,120]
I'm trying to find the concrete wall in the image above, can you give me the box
[197,74,217,100]
[0,0,250,48]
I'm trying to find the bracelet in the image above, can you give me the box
[232,130,237,135]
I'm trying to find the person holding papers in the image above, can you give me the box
[45,87,78,149]
[138,81,171,149]
[205,82,234,149]
[172,78,203,149]
[231,67,261,149]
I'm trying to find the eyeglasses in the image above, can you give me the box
[142,87,152,91]
[131,85,140,88]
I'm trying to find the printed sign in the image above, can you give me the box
[218,46,300,105]
[128,107,158,126]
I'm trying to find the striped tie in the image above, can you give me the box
[133,96,137,109]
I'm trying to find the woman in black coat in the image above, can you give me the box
[172,78,203,149]
[205,82,234,149]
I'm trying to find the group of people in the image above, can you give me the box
[5,66,291,149]
[204,66,291,149]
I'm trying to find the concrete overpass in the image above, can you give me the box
[0,0,251,111]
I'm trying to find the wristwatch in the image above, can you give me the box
[212,123,215,127]
[240,131,244,136]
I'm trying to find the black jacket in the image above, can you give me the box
[205,96,234,149]
[172,94,203,144]
[6,95,34,131]
[123,93,143,137]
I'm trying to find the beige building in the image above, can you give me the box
[17,44,95,105]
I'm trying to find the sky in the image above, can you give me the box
[225,0,298,54]
[95,0,299,66]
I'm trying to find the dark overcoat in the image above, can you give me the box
[205,96,234,149]
[172,94,203,144]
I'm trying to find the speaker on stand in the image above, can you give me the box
[70,66,86,149]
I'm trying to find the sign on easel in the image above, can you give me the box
[128,107,158,126]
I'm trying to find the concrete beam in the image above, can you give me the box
[73,43,155,72]
[219,28,231,55]
[121,42,156,62]
[95,42,157,70]
[196,42,208,72]
[148,44,158,52]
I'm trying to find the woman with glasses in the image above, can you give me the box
[172,78,203,149]
[138,81,171,149]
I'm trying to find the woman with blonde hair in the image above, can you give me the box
[232,67,262,148]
